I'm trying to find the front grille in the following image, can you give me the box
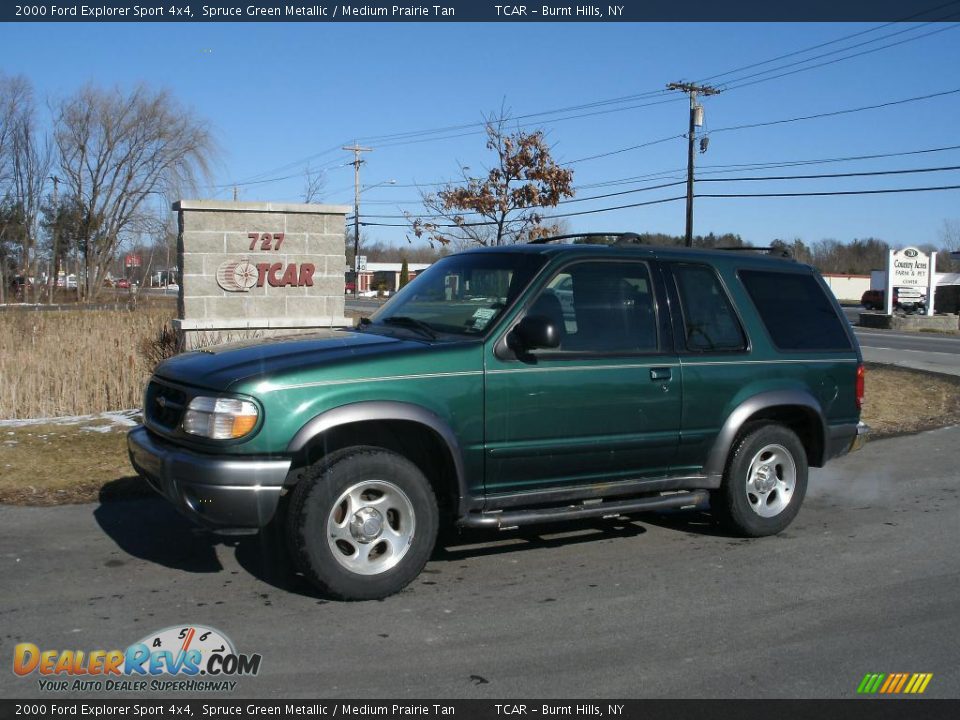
[145,381,188,430]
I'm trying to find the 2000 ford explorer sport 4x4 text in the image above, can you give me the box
[128,234,868,600]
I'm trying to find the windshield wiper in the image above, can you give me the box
[381,316,437,340]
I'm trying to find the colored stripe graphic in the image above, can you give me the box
[857,673,932,694]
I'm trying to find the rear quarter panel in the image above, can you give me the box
[669,256,861,475]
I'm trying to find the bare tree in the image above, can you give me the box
[941,219,960,251]
[409,117,574,248]
[938,219,960,272]
[301,163,326,204]
[0,74,52,301]
[53,84,216,299]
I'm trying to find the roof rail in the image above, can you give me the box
[717,246,793,259]
[527,235,794,259]
[528,232,645,246]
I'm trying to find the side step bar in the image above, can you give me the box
[458,490,710,530]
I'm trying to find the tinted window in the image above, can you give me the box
[372,252,544,336]
[740,269,852,351]
[528,261,659,353]
[671,264,747,352]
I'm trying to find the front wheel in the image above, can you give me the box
[288,447,438,600]
[711,423,808,537]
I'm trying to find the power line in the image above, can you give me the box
[352,180,690,219]
[345,163,960,220]
[356,181,960,227]
[211,23,959,193]
[211,8,960,193]
[694,0,960,85]
[566,134,687,165]
[697,143,960,173]
[697,184,960,198]
[719,22,960,94]
[711,87,960,135]
[357,195,690,227]
[361,8,960,148]
[699,164,960,182]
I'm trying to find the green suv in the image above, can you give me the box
[128,235,868,600]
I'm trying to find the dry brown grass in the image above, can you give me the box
[862,363,960,437]
[0,307,174,419]
[0,422,147,504]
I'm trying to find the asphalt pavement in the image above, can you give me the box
[854,328,960,376]
[2,426,958,699]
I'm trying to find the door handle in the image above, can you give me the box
[650,367,672,381]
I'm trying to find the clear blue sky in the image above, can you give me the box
[2,21,959,249]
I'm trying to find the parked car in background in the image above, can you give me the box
[861,287,925,312]
[116,278,131,289]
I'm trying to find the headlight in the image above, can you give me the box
[182,397,259,439]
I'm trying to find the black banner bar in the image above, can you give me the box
[4,0,960,23]
[3,700,960,720]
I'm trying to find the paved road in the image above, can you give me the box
[854,328,960,376]
[2,427,958,699]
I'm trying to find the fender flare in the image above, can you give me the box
[286,400,468,509]
[704,390,825,482]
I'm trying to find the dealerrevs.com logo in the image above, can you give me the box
[13,625,262,693]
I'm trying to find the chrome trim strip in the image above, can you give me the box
[267,370,483,392]
[265,358,855,391]
[681,358,859,366]
[487,362,677,375]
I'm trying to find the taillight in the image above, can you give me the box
[855,364,865,410]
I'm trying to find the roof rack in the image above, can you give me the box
[528,234,793,260]
[716,246,793,259]
[528,232,645,246]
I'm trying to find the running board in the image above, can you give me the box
[458,490,710,530]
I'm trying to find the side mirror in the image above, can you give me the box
[509,314,560,352]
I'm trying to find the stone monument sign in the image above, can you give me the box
[173,200,351,348]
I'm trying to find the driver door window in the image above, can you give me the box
[530,261,659,354]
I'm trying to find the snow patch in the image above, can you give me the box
[0,409,142,430]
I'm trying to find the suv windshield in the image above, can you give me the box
[368,252,545,337]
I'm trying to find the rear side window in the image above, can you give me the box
[671,264,747,352]
[739,269,852,351]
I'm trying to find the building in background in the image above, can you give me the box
[351,262,431,295]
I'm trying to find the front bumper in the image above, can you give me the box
[127,426,291,530]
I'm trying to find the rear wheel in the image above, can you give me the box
[288,447,438,600]
[711,423,808,537]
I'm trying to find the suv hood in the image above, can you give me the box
[155,329,430,390]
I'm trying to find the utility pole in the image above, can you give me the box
[49,175,59,304]
[667,82,720,247]
[343,143,372,294]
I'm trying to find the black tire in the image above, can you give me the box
[287,446,438,600]
[710,423,808,537]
